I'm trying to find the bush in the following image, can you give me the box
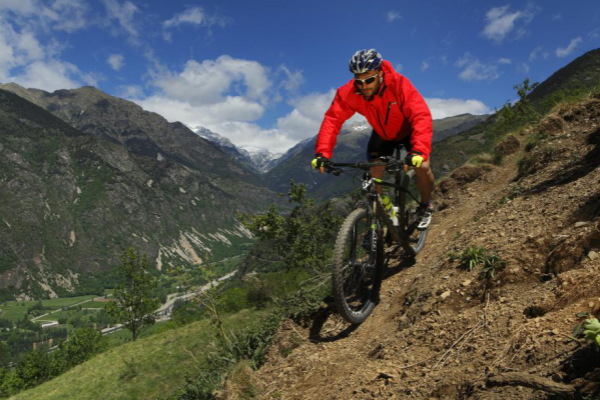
[219,287,249,314]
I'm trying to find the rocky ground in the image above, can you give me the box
[238,94,600,400]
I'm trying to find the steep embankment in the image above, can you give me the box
[249,94,600,399]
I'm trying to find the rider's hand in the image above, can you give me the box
[311,154,329,174]
[405,152,424,169]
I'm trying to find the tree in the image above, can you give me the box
[106,248,159,341]
[15,349,51,389]
[512,78,540,122]
[238,181,341,275]
[53,328,107,371]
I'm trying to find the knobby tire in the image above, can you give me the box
[332,208,383,324]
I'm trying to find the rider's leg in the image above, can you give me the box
[366,130,394,196]
[411,158,434,230]
[413,159,435,204]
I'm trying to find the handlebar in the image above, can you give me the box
[324,157,404,175]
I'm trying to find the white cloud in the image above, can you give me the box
[420,61,430,71]
[425,98,491,120]
[164,7,206,28]
[529,46,543,61]
[455,53,500,82]
[151,56,271,107]
[275,90,336,141]
[136,95,265,127]
[116,84,143,98]
[386,11,402,22]
[43,0,88,33]
[518,63,530,74]
[134,87,335,153]
[0,1,97,90]
[11,60,81,91]
[131,54,332,153]
[162,6,230,40]
[497,58,512,65]
[102,0,139,37]
[556,37,582,58]
[0,0,37,14]
[482,5,535,43]
[0,0,88,33]
[107,54,124,71]
[278,65,304,92]
[552,13,562,21]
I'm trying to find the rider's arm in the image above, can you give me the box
[314,88,356,159]
[395,76,433,161]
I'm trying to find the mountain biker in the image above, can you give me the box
[311,49,435,230]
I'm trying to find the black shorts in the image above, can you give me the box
[366,130,412,161]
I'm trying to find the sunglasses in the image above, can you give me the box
[354,72,379,86]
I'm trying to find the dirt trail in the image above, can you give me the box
[248,96,600,400]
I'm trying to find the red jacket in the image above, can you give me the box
[315,60,433,161]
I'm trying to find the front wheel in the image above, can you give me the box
[332,208,383,324]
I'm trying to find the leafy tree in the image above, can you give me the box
[15,349,51,389]
[106,248,159,341]
[512,78,540,122]
[52,328,107,372]
[0,342,9,368]
[238,181,341,275]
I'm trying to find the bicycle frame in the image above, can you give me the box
[326,155,415,246]
[364,174,408,245]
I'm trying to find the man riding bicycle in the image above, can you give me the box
[312,49,435,230]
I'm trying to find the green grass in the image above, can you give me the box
[11,308,270,400]
[0,295,108,322]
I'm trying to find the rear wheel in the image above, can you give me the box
[397,170,428,256]
[332,208,383,324]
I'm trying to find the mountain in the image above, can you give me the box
[528,48,600,103]
[192,126,282,174]
[432,113,490,143]
[0,86,279,300]
[238,146,283,173]
[265,114,489,199]
[0,84,264,185]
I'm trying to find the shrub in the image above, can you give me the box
[481,253,506,278]
[450,247,506,279]
[451,246,487,271]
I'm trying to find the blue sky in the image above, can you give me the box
[0,0,599,153]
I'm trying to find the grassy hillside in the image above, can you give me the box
[10,308,269,400]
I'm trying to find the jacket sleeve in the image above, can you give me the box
[314,89,356,159]
[396,76,433,161]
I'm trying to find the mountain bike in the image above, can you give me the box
[324,144,428,324]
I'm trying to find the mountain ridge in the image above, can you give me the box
[0,86,279,300]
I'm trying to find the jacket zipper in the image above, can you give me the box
[374,107,387,138]
[384,102,391,125]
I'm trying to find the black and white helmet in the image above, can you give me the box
[349,49,383,74]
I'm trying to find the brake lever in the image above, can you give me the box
[325,165,342,176]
